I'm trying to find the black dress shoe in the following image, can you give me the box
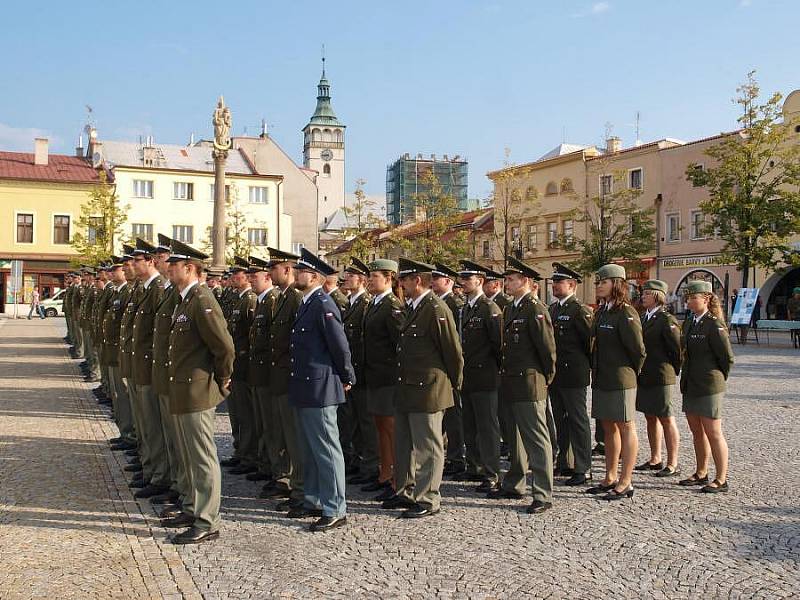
[150,491,180,505]
[361,480,390,493]
[98,398,113,405]
[602,486,634,501]
[171,526,219,544]
[309,516,347,532]
[476,480,500,493]
[526,500,553,514]
[108,437,123,445]
[161,513,195,528]
[401,504,440,519]
[159,505,184,519]
[246,471,270,481]
[260,486,291,499]
[555,467,576,478]
[634,461,663,471]
[124,463,143,473]
[700,479,728,493]
[275,498,302,512]
[129,478,148,489]
[585,481,617,495]
[219,457,240,468]
[373,487,396,502]
[287,506,323,519]
[112,441,137,452]
[134,485,168,499]
[124,449,139,458]
[486,489,524,500]
[564,473,592,486]
[348,472,378,485]
[381,495,417,510]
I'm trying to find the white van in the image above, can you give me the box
[40,289,66,317]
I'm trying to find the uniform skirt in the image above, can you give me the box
[682,393,723,420]
[591,388,637,422]
[636,385,675,417]
[367,385,395,417]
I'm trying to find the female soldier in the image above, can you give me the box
[635,280,682,477]
[678,280,734,493]
[360,260,405,500]
[586,264,645,500]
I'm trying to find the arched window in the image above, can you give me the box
[312,128,321,141]
[545,181,558,196]
[323,164,331,176]
[334,129,343,143]
[560,178,574,193]
[322,128,332,142]
[525,186,538,201]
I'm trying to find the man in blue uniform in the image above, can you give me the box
[289,248,356,532]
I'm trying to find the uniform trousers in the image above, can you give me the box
[72,317,84,358]
[136,384,171,488]
[108,367,137,444]
[255,386,288,481]
[350,387,379,476]
[275,393,304,501]
[395,410,445,511]
[231,380,259,467]
[226,381,242,459]
[462,389,501,482]
[443,391,465,467]
[498,398,554,503]
[549,385,592,474]
[250,385,271,476]
[174,407,221,532]
[82,326,99,376]
[296,405,347,518]
[158,393,185,497]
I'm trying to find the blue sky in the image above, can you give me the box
[1,0,797,199]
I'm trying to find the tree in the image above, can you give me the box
[341,178,384,261]
[489,148,542,269]
[686,71,800,287]
[201,182,268,262]
[71,170,128,266]
[560,166,656,275]
[390,168,469,264]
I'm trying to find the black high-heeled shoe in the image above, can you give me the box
[585,481,617,495]
[602,486,634,501]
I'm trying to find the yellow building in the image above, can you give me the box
[0,139,101,311]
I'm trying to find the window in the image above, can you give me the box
[173,182,194,200]
[87,216,104,245]
[16,213,33,243]
[629,168,643,190]
[527,224,537,249]
[248,228,268,246]
[560,178,574,194]
[690,210,706,240]
[562,219,574,242]
[249,186,269,204]
[322,164,331,176]
[133,179,154,198]
[53,215,70,244]
[172,225,193,243]
[547,221,558,247]
[666,213,680,242]
[545,181,558,196]
[131,223,154,242]
[210,184,231,201]
[291,242,305,255]
[600,175,613,196]
[525,186,537,201]
[482,240,491,258]
[511,226,520,243]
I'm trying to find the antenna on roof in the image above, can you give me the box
[634,111,642,146]
[321,43,326,77]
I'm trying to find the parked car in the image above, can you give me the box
[40,289,66,317]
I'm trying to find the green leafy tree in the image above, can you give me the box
[342,178,384,261]
[686,71,800,287]
[71,170,128,266]
[561,167,656,275]
[391,168,469,264]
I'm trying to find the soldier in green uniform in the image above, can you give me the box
[79,268,97,377]
[323,273,350,316]
[130,238,171,499]
[786,287,800,320]
[70,272,87,359]
[548,262,594,486]
[586,264,646,501]
[245,256,280,483]
[160,240,234,544]
[635,279,682,477]
[487,257,556,515]
[260,248,306,514]
[92,264,114,404]
[482,267,512,311]
[225,257,259,476]
[64,272,80,347]
[432,263,467,479]
[382,258,463,518]
[457,260,503,491]
[679,280,734,494]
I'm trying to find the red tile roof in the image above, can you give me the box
[0,151,101,183]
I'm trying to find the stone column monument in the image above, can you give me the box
[211,96,232,269]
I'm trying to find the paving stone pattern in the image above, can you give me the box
[0,318,798,599]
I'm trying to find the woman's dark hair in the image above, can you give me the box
[606,278,631,309]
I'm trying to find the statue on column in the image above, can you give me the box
[212,96,232,153]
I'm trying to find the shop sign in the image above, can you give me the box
[661,255,729,269]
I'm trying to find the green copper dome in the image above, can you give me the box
[308,63,343,127]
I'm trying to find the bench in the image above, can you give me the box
[754,320,800,348]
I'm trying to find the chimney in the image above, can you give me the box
[76,133,84,157]
[34,138,49,166]
[606,136,622,154]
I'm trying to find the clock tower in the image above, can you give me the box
[303,57,346,223]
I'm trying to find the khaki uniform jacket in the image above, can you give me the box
[119,282,141,379]
[168,283,234,414]
[500,293,556,402]
[441,292,464,319]
[93,284,113,343]
[72,284,87,322]
[342,290,372,388]
[460,294,503,393]
[101,283,132,367]
[79,285,94,328]
[153,284,180,395]
[549,295,593,389]
[638,308,682,387]
[680,313,734,396]
[220,287,236,321]
[268,286,303,396]
[396,292,464,413]
[228,288,257,382]
[591,303,646,391]
[328,288,350,316]
[63,285,74,319]
[361,292,405,389]
[248,287,280,387]
[131,275,164,385]
[490,292,512,311]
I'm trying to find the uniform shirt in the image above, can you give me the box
[372,289,392,305]
[409,289,431,311]
[349,290,366,305]
[180,281,199,301]
[304,285,323,303]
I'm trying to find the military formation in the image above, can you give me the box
[61,235,736,543]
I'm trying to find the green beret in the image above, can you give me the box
[685,280,713,295]
[597,263,626,280]
[368,259,398,273]
[793,287,800,295]
[643,279,669,294]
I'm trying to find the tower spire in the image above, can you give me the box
[321,43,326,78]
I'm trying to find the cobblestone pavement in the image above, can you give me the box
[1,318,798,599]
